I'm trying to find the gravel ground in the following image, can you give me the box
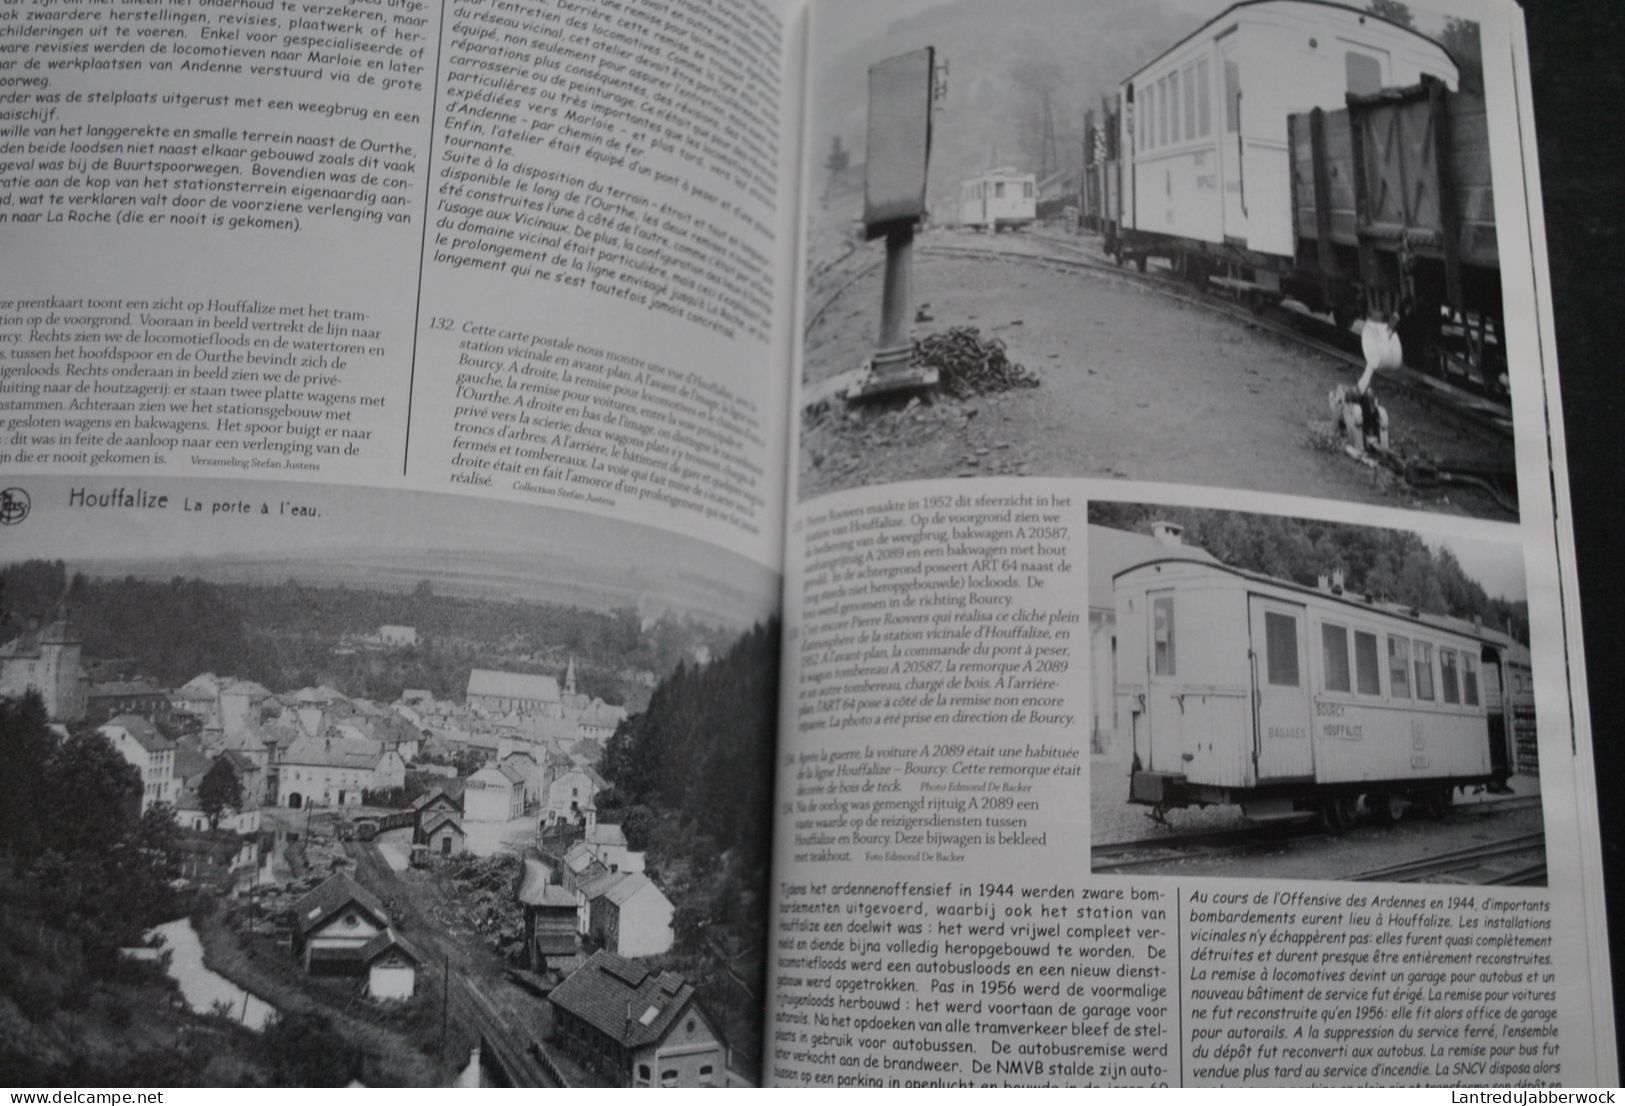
[800,231,1513,516]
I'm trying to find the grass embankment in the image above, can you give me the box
[0,881,264,1085]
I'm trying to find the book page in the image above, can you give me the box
[769,0,1615,1088]
[0,0,806,1089]
[0,0,803,565]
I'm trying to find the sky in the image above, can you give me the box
[1430,533,1527,603]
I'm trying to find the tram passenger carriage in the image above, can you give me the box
[958,167,1037,232]
[1114,557,1520,828]
[1103,0,1505,393]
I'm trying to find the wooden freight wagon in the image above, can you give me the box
[1288,77,1504,392]
[1114,557,1518,829]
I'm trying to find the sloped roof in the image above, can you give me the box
[282,734,384,770]
[292,873,389,937]
[587,823,627,849]
[421,811,464,838]
[563,842,599,874]
[602,872,667,910]
[359,928,423,967]
[467,669,561,704]
[547,950,702,1049]
[497,762,526,784]
[171,736,212,782]
[101,714,174,753]
[412,788,461,813]
[580,870,627,902]
[88,679,165,699]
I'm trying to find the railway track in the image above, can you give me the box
[1343,832,1547,885]
[1091,796,1545,877]
[918,233,1515,447]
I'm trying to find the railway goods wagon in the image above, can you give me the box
[1288,79,1503,392]
[1111,1,1456,288]
[1114,557,1517,829]
[958,167,1037,231]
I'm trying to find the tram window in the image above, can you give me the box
[1224,60,1241,133]
[1265,612,1300,687]
[1463,655,1480,705]
[1388,636,1411,699]
[1346,51,1382,96]
[1321,623,1351,693]
[1197,58,1211,136]
[1140,87,1150,147]
[1158,77,1169,146]
[1354,630,1381,695]
[1153,597,1176,675]
[1440,648,1461,704]
[1414,641,1436,701]
[995,181,1005,198]
[1183,64,1196,140]
[1024,180,1034,198]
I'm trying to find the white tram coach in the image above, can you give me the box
[1113,0,1457,288]
[958,167,1037,232]
[1115,556,1518,829]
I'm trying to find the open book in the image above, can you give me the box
[0,0,1613,1089]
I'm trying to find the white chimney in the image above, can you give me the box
[1317,573,1330,592]
[1331,569,1345,593]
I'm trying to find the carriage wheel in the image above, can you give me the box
[1320,794,1357,833]
[1422,787,1453,819]
[1367,791,1406,825]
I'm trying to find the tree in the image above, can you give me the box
[197,757,242,830]
[43,730,143,857]
[1367,0,1414,27]
[262,1011,362,1086]
[0,690,58,863]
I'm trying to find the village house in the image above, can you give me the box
[0,618,87,723]
[421,811,467,858]
[516,857,583,977]
[85,678,170,726]
[463,763,525,822]
[99,714,176,814]
[547,951,725,1087]
[411,787,462,840]
[291,873,421,1000]
[546,766,605,828]
[466,669,563,717]
[499,749,540,806]
[583,822,645,875]
[279,733,405,809]
[588,873,674,958]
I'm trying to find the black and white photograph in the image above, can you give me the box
[1084,501,1543,884]
[0,478,778,1087]
[799,0,1517,519]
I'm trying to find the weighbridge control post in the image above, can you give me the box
[848,46,939,400]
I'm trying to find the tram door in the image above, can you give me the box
[1218,36,1249,244]
[1481,645,1513,778]
[1144,589,1183,774]
[1247,595,1314,782]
